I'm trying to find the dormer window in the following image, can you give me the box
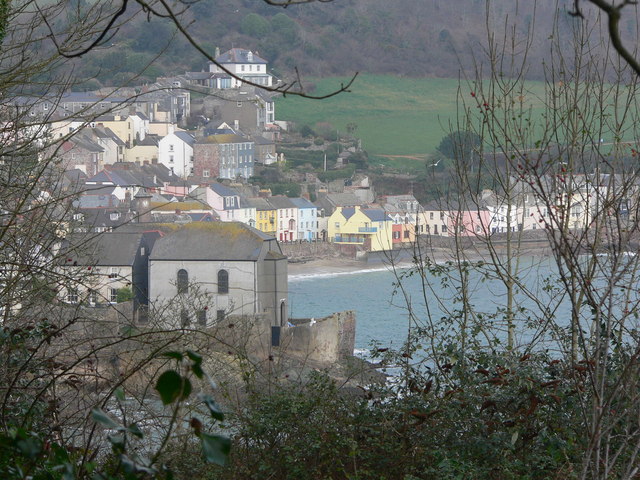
[110,212,120,221]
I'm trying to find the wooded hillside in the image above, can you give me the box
[70,0,617,88]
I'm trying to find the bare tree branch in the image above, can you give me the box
[571,0,640,77]
[38,0,358,100]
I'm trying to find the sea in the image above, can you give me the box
[288,256,584,355]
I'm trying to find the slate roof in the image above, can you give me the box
[209,183,240,197]
[60,231,143,266]
[340,207,388,222]
[186,71,215,80]
[341,207,356,220]
[66,132,104,153]
[362,209,389,222]
[136,135,160,147]
[79,208,132,229]
[149,223,280,262]
[246,197,274,211]
[266,196,295,209]
[87,167,164,189]
[174,131,196,146]
[326,192,361,207]
[216,48,267,65]
[93,127,125,146]
[252,135,274,146]
[289,197,316,209]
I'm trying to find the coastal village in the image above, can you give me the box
[5,2,640,477]
[8,47,635,352]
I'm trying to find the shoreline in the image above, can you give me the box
[287,258,402,278]
[286,245,555,279]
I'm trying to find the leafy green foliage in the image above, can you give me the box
[436,130,482,160]
[240,13,271,37]
[156,370,192,405]
[116,287,134,303]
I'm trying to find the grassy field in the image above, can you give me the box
[278,75,466,160]
[277,75,635,172]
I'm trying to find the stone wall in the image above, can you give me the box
[280,311,356,364]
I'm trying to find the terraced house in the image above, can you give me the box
[328,206,393,252]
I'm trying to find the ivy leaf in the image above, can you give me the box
[91,408,120,429]
[186,350,202,363]
[156,371,191,405]
[187,350,204,378]
[126,423,144,439]
[162,351,184,361]
[200,394,224,421]
[114,387,125,402]
[200,433,231,465]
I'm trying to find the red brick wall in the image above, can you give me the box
[193,143,220,178]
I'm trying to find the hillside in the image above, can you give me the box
[67,0,615,88]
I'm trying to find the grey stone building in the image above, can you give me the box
[148,222,287,327]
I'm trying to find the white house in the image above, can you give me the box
[191,183,256,226]
[158,129,195,178]
[267,196,298,242]
[209,48,274,88]
[290,197,317,241]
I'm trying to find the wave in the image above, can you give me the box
[288,264,412,282]
[353,348,371,358]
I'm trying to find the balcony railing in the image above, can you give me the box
[334,236,364,244]
[358,226,377,233]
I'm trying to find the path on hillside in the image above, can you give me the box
[378,153,431,162]
[378,154,430,161]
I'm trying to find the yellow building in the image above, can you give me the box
[248,197,277,237]
[328,206,392,252]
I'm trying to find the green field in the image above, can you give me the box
[277,75,634,169]
[278,75,464,159]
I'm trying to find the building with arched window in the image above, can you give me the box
[149,222,288,327]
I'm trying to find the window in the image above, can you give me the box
[393,231,400,239]
[67,289,78,304]
[430,212,434,220]
[169,155,174,163]
[169,144,174,152]
[203,170,210,178]
[109,267,119,279]
[442,225,448,233]
[218,269,229,294]
[88,290,97,305]
[110,288,118,303]
[180,309,190,328]
[403,230,410,239]
[217,310,225,322]
[197,310,207,327]
[176,269,189,294]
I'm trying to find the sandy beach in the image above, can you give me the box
[286,256,417,278]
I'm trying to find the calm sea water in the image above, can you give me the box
[288,257,574,353]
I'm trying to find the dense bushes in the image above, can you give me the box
[194,349,586,480]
